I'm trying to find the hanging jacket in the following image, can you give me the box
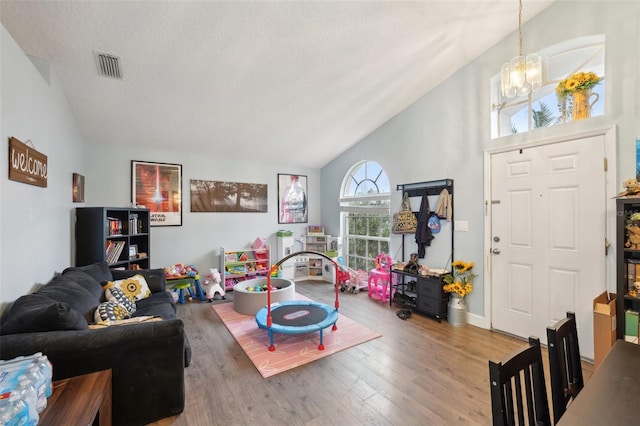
[435,188,453,221]
[415,193,434,258]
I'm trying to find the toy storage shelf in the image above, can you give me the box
[615,198,640,340]
[304,234,339,281]
[75,207,150,270]
[220,246,270,290]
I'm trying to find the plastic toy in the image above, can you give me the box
[202,268,225,302]
[184,265,198,278]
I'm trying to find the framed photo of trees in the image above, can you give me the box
[190,179,267,212]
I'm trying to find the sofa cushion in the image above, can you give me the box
[39,276,100,322]
[104,274,151,301]
[134,292,176,320]
[62,262,113,284]
[105,287,136,315]
[94,301,131,322]
[112,268,166,293]
[61,269,104,301]
[0,293,88,335]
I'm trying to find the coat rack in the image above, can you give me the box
[395,179,454,267]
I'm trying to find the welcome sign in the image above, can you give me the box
[9,137,48,187]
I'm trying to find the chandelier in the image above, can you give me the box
[500,0,542,98]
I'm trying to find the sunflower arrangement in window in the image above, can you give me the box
[556,71,602,122]
[442,260,476,299]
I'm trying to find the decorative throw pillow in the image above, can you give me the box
[94,301,131,323]
[105,287,136,315]
[103,274,151,301]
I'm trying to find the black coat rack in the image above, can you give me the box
[395,179,454,266]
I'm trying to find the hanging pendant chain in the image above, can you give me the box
[518,0,523,57]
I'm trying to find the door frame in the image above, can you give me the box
[482,125,618,330]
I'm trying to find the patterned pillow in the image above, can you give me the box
[94,301,131,322]
[103,274,151,301]
[105,287,136,315]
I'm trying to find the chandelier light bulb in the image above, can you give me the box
[500,0,543,99]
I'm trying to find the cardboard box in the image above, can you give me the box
[593,291,616,369]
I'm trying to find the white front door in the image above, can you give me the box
[490,135,607,359]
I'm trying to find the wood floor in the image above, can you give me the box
[150,281,594,426]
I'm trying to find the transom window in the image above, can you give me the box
[491,35,605,138]
[340,161,391,271]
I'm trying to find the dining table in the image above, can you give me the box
[557,339,640,425]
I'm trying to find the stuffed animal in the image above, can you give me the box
[625,223,640,249]
[616,178,640,198]
[202,268,225,302]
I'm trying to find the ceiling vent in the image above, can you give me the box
[94,51,123,80]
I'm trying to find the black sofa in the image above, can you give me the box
[0,261,191,426]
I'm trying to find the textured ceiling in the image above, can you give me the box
[1,1,554,168]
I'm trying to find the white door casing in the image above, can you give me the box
[488,127,617,361]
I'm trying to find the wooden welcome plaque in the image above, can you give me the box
[8,137,48,187]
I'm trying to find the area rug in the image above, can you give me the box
[211,294,382,378]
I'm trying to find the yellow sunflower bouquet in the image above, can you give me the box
[442,260,476,298]
[556,71,601,98]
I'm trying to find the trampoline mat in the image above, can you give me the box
[270,304,328,327]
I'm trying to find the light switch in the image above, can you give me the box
[455,221,469,231]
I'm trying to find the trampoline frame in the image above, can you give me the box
[256,250,342,351]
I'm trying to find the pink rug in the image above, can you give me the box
[212,294,382,378]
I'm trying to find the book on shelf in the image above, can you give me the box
[129,214,139,235]
[107,217,123,236]
[106,241,126,264]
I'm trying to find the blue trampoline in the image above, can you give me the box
[255,251,341,351]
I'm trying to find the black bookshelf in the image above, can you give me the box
[75,207,150,269]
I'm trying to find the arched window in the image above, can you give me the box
[339,161,391,271]
[491,35,605,138]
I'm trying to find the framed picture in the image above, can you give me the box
[278,174,308,224]
[129,244,138,259]
[190,179,268,212]
[72,173,85,203]
[131,160,182,226]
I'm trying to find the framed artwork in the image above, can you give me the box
[131,160,182,226]
[129,244,138,259]
[72,173,85,203]
[278,174,308,224]
[190,179,267,212]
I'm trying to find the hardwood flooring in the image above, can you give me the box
[150,281,594,426]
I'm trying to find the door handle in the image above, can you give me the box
[492,248,501,255]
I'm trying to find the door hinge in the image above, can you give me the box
[604,157,608,172]
[605,238,611,256]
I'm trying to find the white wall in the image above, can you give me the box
[83,144,319,272]
[0,26,87,306]
[0,23,319,309]
[320,1,640,320]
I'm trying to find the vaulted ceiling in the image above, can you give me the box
[1,1,554,168]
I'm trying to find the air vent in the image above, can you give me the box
[94,51,123,80]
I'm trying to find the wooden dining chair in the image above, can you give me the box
[489,336,551,426]
[546,311,584,423]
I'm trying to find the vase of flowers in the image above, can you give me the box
[443,260,476,326]
[556,72,601,121]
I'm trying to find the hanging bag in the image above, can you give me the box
[392,193,418,234]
